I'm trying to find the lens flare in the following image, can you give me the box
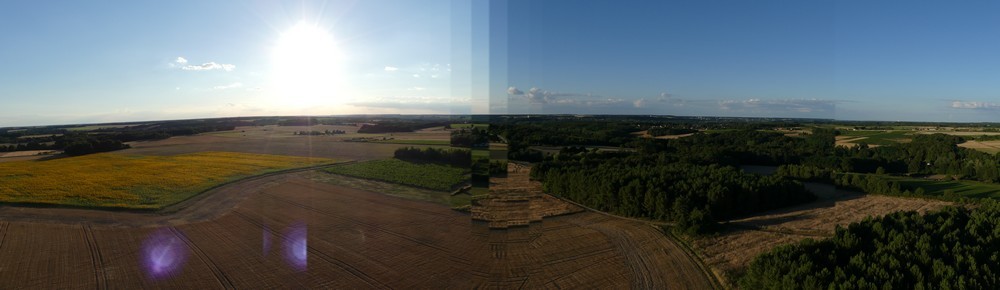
[262,224,273,257]
[285,223,308,271]
[141,228,188,279]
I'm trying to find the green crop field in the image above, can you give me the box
[892,177,1000,199]
[323,159,469,191]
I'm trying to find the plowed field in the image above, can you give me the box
[0,166,716,288]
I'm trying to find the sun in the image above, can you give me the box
[271,22,345,108]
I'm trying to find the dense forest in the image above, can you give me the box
[531,151,814,234]
[740,203,1000,289]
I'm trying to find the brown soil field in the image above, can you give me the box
[0,165,716,288]
[692,184,950,286]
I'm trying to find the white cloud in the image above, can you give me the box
[175,58,236,72]
[412,74,421,78]
[430,74,439,78]
[408,86,426,91]
[384,66,399,72]
[507,86,524,95]
[213,82,244,90]
[951,101,1000,110]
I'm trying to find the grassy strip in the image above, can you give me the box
[310,172,472,208]
[323,158,468,191]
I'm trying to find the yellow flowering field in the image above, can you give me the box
[0,151,334,209]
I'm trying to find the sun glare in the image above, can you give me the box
[272,22,344,108]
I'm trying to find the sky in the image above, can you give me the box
[2,1,1000,126]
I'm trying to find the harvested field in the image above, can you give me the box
[959,140,1000,154]
[0,150,58,158]
[472,162,583,228]
[0,164,716,288]
[693,184,950,286]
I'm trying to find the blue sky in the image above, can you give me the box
[2,1,1000,126]
[500,0,1000,122]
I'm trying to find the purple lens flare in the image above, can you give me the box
[284,223,308,271]
[141,228,188,279]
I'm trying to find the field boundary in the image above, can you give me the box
[663,227,727,290]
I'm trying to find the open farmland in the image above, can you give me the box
[120,133,446,161]
[692,184,950,286]
[323,158,468,191]
[0,151,332,209]
[0,165,717,289]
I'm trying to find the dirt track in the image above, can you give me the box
[0,166,717,289]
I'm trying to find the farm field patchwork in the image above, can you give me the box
[323,158,468,191]
[0,151,333,209]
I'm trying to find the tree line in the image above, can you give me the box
[740,202,1000,289]
[393,147,471,167]
[531,152,814,234]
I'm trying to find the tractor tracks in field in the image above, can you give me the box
[82,225,109,290]
[229,210,391,290]
[0,222,7,250]
[166,227,236,290]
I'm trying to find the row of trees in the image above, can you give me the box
[60,134,130,156]
[393,147,471,167]
[532,152,815,234]
[740,203,1000,289]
